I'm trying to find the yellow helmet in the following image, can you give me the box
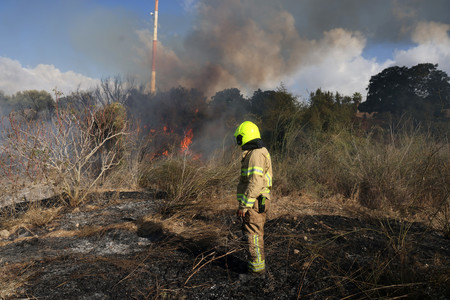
[234,121,261,146]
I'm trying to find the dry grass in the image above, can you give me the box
[0,263,34,299]
[0,204,62,236]
[139,150,239,216]
[76,222,138,238]
[276,128,449,230]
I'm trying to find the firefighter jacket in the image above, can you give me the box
[237,140,273,212]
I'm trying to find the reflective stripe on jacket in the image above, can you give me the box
[237,147,272,210]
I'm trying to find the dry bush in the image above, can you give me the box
[139,149,239,216]
[0,102,128,207]
[274,130,359,197]
[98,121,153,190]
[349,130,449,223]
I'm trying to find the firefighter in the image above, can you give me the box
[234,121,273,278]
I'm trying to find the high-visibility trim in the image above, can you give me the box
[248,260,265,272]
[248,234,265,272]
[237,194,255,207]
[254,235,261,262]
[265,173,272,187]
[241,167,264,176]
[262,173,272,194]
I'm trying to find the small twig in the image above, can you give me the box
[112,251,151,289]
[184,249,239,286]
[191,251,216,270]
[22,225,37,237]
[297,254,320,300]
[339,282,426,300]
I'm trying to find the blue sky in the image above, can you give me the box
[1,0,449,99]
[0,0,190,76]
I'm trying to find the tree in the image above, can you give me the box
[209,88,249,123]
[0,90,13,116]
[8,90,55,120]
[249,86,302,151]
[359,63,450,119]
[304,89,358,131]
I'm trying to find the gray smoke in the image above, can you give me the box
[152,0,450,97]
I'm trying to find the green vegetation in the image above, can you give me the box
[359,63,450,121]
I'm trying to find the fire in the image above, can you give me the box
[143,119,201,160]
[180,128,194,152]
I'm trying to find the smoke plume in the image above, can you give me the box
[148,0,450,98]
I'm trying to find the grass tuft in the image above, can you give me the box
[139,151,239,216]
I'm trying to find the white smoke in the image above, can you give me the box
[285,29,394,99]
[285,21,450,99]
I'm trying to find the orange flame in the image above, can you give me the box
[180,128,194,152]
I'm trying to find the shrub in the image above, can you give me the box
[275,125,449,218]
[0,103,128,207]
[139,150,239,215]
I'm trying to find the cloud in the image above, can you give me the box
[0,57,99,96]
[288,21,450,100]
[286,29,393,99]
[394,22,450,73]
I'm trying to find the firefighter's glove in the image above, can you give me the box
[236,208,247,218]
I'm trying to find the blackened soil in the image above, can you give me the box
[0,193,449,300]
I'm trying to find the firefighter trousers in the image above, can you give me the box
[242,207,266,273]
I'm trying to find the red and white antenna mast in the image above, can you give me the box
[150,0,159,94]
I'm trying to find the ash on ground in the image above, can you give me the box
[0,192,449,300]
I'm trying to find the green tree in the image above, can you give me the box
[359,63,450,119]
[304,89,358,132]
[249,85,302,151]
[209,88,249,123]
[9,90,55,120]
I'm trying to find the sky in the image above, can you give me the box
[0,0,449,100]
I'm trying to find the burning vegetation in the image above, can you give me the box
[0,62,449,298]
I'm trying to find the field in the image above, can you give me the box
[0,87,449,299]
[0,188,449,299]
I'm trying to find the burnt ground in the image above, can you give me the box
[0,191,449,300]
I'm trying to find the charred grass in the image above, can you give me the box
[0,262,35,299]
[0,191,448,299]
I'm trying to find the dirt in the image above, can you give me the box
[0,191,449,300]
